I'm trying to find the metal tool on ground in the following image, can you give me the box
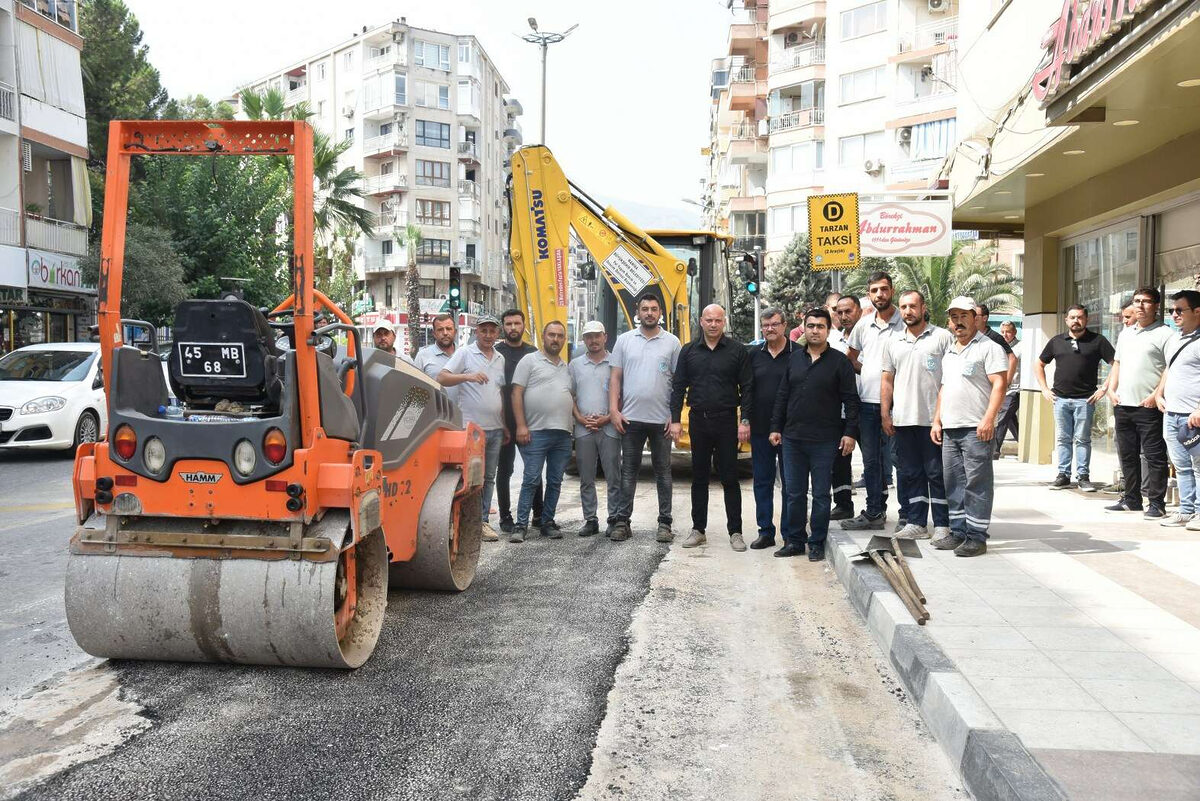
[64,120,485,669]
[852,536,929,624]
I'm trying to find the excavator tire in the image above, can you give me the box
[64,516,388,669]
[388,469,481,592]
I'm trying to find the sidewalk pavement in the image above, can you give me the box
[837,455,1200,801]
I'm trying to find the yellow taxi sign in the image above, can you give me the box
[808,193,860,271]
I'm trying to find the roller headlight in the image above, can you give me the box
[233,439,257,476]
[143,437,167,474]
[21,396,65,415]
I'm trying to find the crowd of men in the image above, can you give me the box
[379,275,1200,559]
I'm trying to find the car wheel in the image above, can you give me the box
[73,411,100,449]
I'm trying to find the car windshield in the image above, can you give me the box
[0,350,96,381]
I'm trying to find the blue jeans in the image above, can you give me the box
[751,432,789,541]
[942,427,994,541]
[1165,413,1200,515]
[1053,398,1095,480]
[517,430,573,527]
[859,403,897,519]
[482,428,504,521]
[781,437,838,546]
[894,426,948,528]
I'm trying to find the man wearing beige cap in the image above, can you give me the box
[570,321,623,538]
[372,323,414,365]
[931,296,1008,557]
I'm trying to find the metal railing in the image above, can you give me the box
[363,130,409,154]
[773,43,825,71]
[767,107,825,133]
[729,123,761,140]
[458,179,479,199]
[375,210,409,230]
[731,65,757,84]
[459,256,480,274]
[365,49,407,72]
[364,254,406,273]
[457,141,479,160]
[732,235,766,252]
[0,83,15,122]
[0,208,18,245]
[363,173,408,194]
[899,17,958,53]
[25,215,87,256]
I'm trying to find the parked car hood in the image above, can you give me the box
[0,380,86,406]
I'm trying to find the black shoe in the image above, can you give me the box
[853,477,866,489]
[1049,473,1072,489]
[807,543,826,561]
[774,542,805,558]
[580,519,600,537]
[604,523,615,539]
[1105,500,1143,513]
[954,539,987,557]
[499,518,514,534]
[932,533,965,550]
[1144,504,1167,520]
[1078,476,1100,493]
[532,516,543,529]
[541,521,562,539]
[609,521,631,542]
[829,506,854,521]
[749,534,775,550]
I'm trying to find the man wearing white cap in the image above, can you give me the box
[570,321,623,538]
[372,323,414,365]
[931,296,1008,557]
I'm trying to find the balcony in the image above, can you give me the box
[364,253,407,274]
[363,173,408,196]
[373,210,410,238]
[25,215,87,256]
[19,0,76,32]
[363,93,406,120]
[458,219,481,237]
[768,107,824,133]
[365,49,407,72]
[458,179,479,200]
[502,127,523,147]
[504,97,523,117]
[458,256,481,275]
[729,137,767,165]
[729,66,764,111]
[456,101,482,126]
[732,235,766,252]
[769,43,825,91]
[363,130,409,157]
[284,85,308,107]
[728,7,766,56]
[0,208,19,246]
[885,158,943,186]
[0,83,15,123]
[457,141,480,162]
[896,17,958,59]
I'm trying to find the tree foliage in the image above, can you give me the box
[81,223,187,325]
[764,234,833,323]
[402,225,423,357]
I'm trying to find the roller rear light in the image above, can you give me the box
[114,425,137,461]
[263,428,287,465]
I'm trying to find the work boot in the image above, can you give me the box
[499,517,514,534]
[829,506,854,521]
[532,516,543,529]
[481,522,500,542]
[1049,473,1072,490]
[807,543,826,562]
[840,512,885,531]
[774,542,805,557]
[609,521,631,542]
[542,521,563,539]
[932,533,965,550]
[1160,512,1193,528]
[749,534,775,549]
[509,526,527,544]
[730,532,747,552]
[580,519,600,537]
[604,522,615,539]
[895,523,929,539]
[682,529,706,548]
[655,523,674,543]
[954,539,987,557]
[932,526,951,541]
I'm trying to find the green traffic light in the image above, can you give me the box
[745,281,758,295]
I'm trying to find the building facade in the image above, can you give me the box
[944,0,1200,469]
[234,18,523,322]
[0,0,92,356]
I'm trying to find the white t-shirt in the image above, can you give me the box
[940,332,1008,428]
[441,344,506,430]
[847,308,906,404]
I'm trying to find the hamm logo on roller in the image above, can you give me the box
[531,189,549,261]
[179,471,223,484]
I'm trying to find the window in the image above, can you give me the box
[380,161,393,175]
[838,131,885,166]
[419,280,438,299]
[344,127,355,143]
[840,1,887,39]
[416,239,452,264]
[394,75,407,105]
[458,43,471,63]
[414,81,450,109]
[416,199,452,226]
[316,63,326,81]
[415,40,451,71]
[415,120,450,148]
[379,122,392,136]
[840,66,885,104]
[769,204,809,237]
[316,100,325,116]
[382,239,394,256]
[415,159,451,187]
[770,141,824,173]
[343,50,354,69]
[385,281,393,307]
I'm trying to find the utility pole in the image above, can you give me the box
[753,245,763,328]
[521,18,578,145]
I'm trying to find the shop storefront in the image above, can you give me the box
[0,245,96,356]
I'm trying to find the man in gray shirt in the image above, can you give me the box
[1153,290,1200,529]
[415,313,459,404]
[609,293,682,543]
[570,321,622,538]
[510,320,574,542]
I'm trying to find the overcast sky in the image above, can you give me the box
[124,0,734,227]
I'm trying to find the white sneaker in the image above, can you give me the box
[481,522,500,541]
[932,526,951,540]
[1188,516,1200,532]
[896,523,930,539]
[1162,512,1195,528]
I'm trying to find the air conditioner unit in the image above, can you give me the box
[784,32,801,47]
[928,0,948,12]
[897,126,913,144]
[343,105,355,117]
[864,159,885,175]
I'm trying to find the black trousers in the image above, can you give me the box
[994,393,1020,456]
[832,451,853,511]
[1114,405,1167,507]
[689,410,742,534]
[498,438,542,523]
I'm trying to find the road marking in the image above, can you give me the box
[0,503,75,512]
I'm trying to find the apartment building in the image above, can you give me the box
[0,0,92,355]
[235,18,523,319]
[703,0,960,262]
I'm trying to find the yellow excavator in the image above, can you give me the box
[508,146,737,452]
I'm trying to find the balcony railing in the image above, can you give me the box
[731,65,757,84]
[768,107,824,133]
[25,215,87,256]
[732,235,766,253]
[0,83,15,122]
[457,141,479,160]
[0,208,19,246]
[364,254,406,274]
[899,17,958,53]
[458,179,479,199]
[729,123,761,140]
[773,43,825,71]
[458,219,481,237]
[363,173,408,194]
[365,49,407,72]
[458,256,480,274]
[374,211,409,233]
[284,86,307,107]
[363,130,408,155]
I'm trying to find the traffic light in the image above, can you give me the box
[448,267,462,310]
[740,254,760,297]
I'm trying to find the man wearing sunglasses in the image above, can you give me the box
[1035,305,1116,492]
[1152,290,1200,529]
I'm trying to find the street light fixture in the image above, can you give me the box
[521,18,579,145]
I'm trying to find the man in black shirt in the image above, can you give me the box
[495,309,542,531]
[670,304,753,552]
[1035,305,1116,491]
[770,308,860,561]
[975,303,1018,387]
[748,307,796,549]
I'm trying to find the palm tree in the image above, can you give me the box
[841,241,1022,325]
[399,225,423,358]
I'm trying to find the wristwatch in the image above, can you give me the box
[740,418,750,426]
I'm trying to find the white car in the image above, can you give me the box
[0,342,106,451]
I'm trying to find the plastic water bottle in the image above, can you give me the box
[165,404,184,420]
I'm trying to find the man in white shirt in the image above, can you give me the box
[414,314,459,403]
[570,321,622,538]
[1153,290,1200,529]
[931,296,1009,557]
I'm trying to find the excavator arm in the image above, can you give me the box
[508,146,693,344]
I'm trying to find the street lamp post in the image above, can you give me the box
[522,17,578,145]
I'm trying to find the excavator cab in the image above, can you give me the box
[65,121,485,669]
